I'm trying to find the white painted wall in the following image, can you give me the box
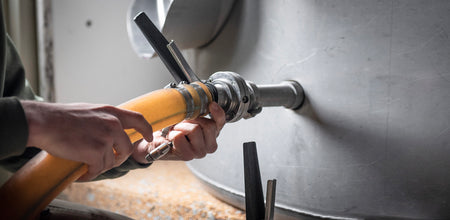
[52,0,171,105]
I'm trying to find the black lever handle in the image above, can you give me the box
[133,12,190,83]
[244,142,265,220]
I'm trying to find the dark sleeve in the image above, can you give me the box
[0,33,41,163]
[0,97,28,160]
[0,36,43,169]
[94,157,151,180]
[2,35,41,100]
[0,34,42,166]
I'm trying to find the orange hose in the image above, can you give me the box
[0,82,211,219]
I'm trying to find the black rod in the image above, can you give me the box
[243,142,265,220]
[133,12,189,83]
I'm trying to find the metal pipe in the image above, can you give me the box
[256,81,304,109]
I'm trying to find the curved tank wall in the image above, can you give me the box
[187,0,450,219]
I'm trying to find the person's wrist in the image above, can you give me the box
[20,100,44,147]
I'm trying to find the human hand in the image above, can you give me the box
[21,101,153,181]
[131,102,226,163]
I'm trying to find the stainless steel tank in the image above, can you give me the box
[127,0,450,219]
[184,0,450,219]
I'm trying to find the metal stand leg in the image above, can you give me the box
[265,179,277,220]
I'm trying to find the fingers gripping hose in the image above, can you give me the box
[0,82,212,219]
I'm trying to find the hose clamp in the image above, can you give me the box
[191,83,209,116]
[174,83,195,119]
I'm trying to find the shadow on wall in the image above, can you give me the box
[190,0,262,78]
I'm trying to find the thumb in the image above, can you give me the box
[209,102,226,131]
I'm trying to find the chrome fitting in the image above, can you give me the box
[145,142,173,163]
[207,72,304,122]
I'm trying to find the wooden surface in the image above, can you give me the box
[61,161,245,220]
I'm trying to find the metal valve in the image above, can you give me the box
[206,72,304,122]
[133,12,305,123]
